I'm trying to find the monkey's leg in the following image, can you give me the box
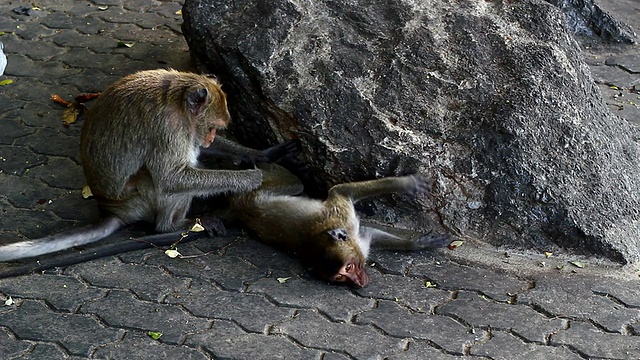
[328,175,426,203]
[155,195,193,232]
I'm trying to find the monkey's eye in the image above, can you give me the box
[345,264,353,272]
[334,274,345,282]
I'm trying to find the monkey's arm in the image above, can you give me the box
[360,226,450,251]
[328,175,430,203]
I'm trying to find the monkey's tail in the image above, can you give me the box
[0,229,208,279]
[0,217,125,262]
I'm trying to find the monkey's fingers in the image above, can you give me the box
[415,232,451,249]
[257,139,302,163]
[408,174,433,195]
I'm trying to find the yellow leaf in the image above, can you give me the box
[0,79,14,86]
[543,251,552,258]
[175,9,182,15]
[569,260,585,268]
[425,281,437,288]
[448,240,464,250]
[165,249,181,258]
[62,103,81,126]
[190,222,205,232]
[82,185,93,199]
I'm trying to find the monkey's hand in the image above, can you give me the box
[406,174,434,196]
[413,232,451,249]
[255,139,301,164]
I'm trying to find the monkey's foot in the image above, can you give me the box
[198,215,227,237]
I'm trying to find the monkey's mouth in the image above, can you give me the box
[203,127,216,147]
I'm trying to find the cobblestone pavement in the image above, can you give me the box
[0,1,639,359]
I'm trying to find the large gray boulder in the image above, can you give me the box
[182,0,640,263]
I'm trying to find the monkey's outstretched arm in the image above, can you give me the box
[0,230,207,279]
[360,226,450,252]
[0,217,125,262]
[328,175,430,203]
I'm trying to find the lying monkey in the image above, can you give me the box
[228,164,450,288]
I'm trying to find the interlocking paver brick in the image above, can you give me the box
[355,300,483,354]
[0,175,65,208]
[387,340,472,360]
[436,291,567,342]
[248,276,375,322]
[186,319,321,360]
[0,145,46,175]
[518,274,640,333]
[0,300,122,356]
[0,327,31,359]
[551,321,640,359]
[356,270,452,312]
[68,257,190,302]
[166,278,294,333]
[94,331,208,359]
[470,331,583,359]
[0,273,105,312]
[273,309,406,359]
[410,261,531,302]
[80,289,210,344]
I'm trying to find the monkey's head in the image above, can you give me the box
[306,228,369,288]
[185,75,231,148]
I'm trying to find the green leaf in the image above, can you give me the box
[0,79,13,86]
[147,331,162,340]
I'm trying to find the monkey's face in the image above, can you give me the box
[185,78,231,148]
[331,259,369,288]
[310,228,370,288]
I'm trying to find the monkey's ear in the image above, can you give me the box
[187,88,210,116]
[327,228,349,242]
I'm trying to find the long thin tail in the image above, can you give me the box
[0,229,208,279]
[0,217,124,261]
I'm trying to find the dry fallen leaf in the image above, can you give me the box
[276,277,291,284]
[175,9,182,15]
[543,251,553,258]
[4,296,15,306]
[82,185,93,199]
[165,249,181,258]
[425,281,437,288]
[75,92,100,103]
[569,260,585,268]
[190,222,205,232]
[51,94,71,107]
[448,240,464,250]
[117,41,135,48]
[62,102,82,126]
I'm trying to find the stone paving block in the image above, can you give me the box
[44,191,99,222]
[0,145,47,176]
[436,291,566,343]
[593,279,640,308]
[4,40,67,62]
[146,248,269,291]
[0,208,75,239]
[165,278,294,333]
[355,300,482,354]
[551,321,640,359]
[68,257,190,302]
[0,299,122,356]
[0,119,35,145]
[367,249,437,275]
[0,174,65,209]
[3,102,62,129]
[94,331,208,359]
[221,237,306,272]
[80,289,210,344]
[186,319,321,360]
[410,261,531,302]
[470,331,582,360]
[20,343,86,360]
[272,309,406,359]
[0,273,105,312]
[0,327,31,359]
[49,31,120,54]
[248,277,374,322]
[355,269,452,312]
[25,158,84,190]
[15,128,80,162]
[518,274,640,332]
[387,340,470,360]
[3,54,82,80]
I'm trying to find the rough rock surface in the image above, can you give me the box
[547,0,637,43]
[182,0,640,263]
